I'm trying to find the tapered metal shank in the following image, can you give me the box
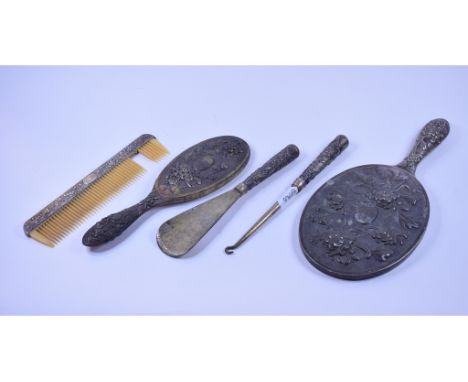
[224,135,349,254]
[157,144,300,257]
[225,202,281,254]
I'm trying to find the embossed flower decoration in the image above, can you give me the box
[372,189,399,209]
[368,228,408,246]
[367,182,416,212]
[322,232,368,265]
[325,233,354,253]
[167,164,201,190]
[422,120,448,145]
[327,191,344,211]
[354,167,417,212]
[222,142,243,156]
[399,213,420,230]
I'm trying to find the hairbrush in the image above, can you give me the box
[82,136,250,247]
[24,134,169,247]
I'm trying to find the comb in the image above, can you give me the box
[24,134,169,247]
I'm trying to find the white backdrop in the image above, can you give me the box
[1,66,466,314]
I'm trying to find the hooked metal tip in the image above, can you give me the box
[225,246,236,255]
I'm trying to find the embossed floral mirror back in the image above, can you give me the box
[299,119,450,280]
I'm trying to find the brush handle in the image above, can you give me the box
[240,144,300,192]
[294,135,349,191]
[397,118,450,174]
[82,192,162,247]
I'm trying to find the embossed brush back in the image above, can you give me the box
[82,136,251,247]
[24,134,169,247]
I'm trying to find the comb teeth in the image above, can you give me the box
[29,159,145,247]
[138,138,169,161]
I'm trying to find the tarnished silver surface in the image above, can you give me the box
[294,135,349,191]
[158,189,242,257]
[82,136,250,247]
[157,144,300,257]
[24,134,156,236]
[300,119,450,280]
[224,135,349,254]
